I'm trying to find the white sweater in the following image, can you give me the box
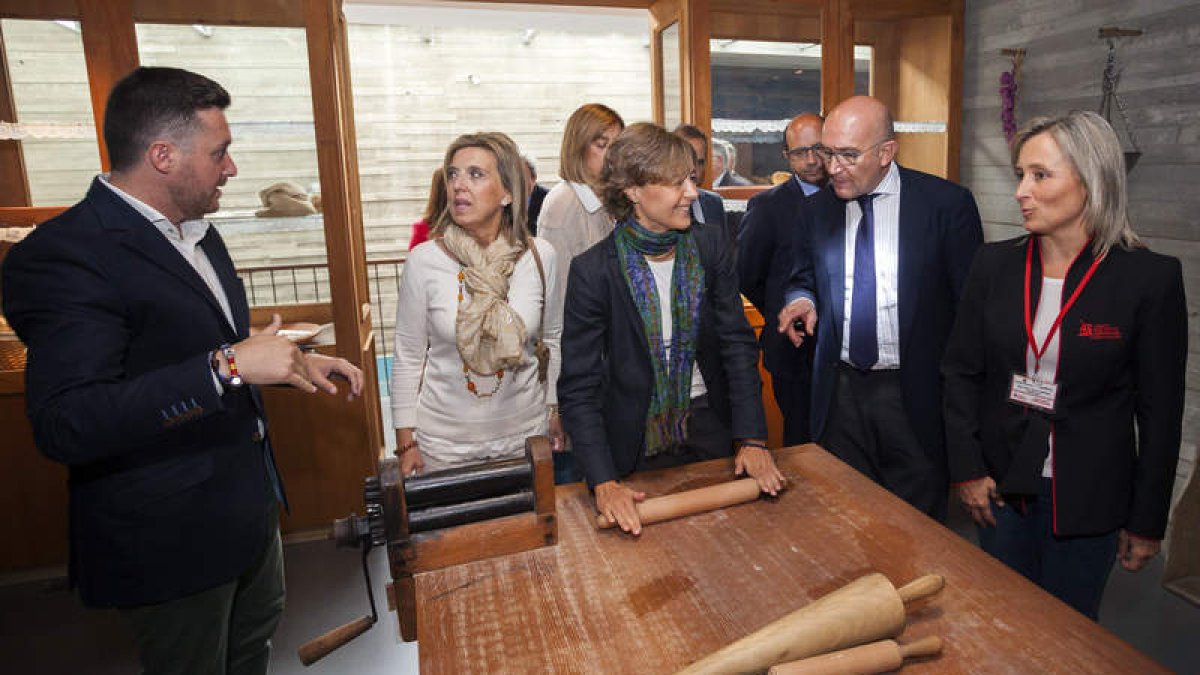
[390,237,561,443]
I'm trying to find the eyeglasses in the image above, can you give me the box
[784,145,822,160]
[815,139,891,166]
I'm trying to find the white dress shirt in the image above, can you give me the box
[841,162,901,369]
[99,175,235,331]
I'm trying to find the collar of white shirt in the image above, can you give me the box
[568,181,604,214]
[98,174,210,245]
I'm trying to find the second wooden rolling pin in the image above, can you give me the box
[675,573,945,674]
[768,635,944,674]
[595,477,764,529]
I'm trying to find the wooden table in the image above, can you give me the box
[415,444,1166,674]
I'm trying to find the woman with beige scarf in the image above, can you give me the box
[391,132,563,474]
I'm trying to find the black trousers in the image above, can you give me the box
[636,394,734,473]
[822,363,947,520]
[771,370,812,447]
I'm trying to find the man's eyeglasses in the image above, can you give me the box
[784,145,822,160]
[814,139,891,166]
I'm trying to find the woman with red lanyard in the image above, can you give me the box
[941,110,1187,619]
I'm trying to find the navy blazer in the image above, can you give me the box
[2,178,281,608]
[942,238,1186,538]
[559,221,767,488]
[787,166,982,461]
[738,178,813,378]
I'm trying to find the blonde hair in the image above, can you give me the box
[433,132,529,246]
[1011,111,1141,256]
[600,122,696,223]
[559,103,624,184]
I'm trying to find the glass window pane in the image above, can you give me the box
[709,40,874,184]
[136,23,329,307]
[660,22,681,130]
[2,19,102,207]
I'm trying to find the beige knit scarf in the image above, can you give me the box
[441,224,527,375]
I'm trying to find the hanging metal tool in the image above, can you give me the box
[1097,27,1143,173]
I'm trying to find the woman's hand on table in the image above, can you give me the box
[734,443,784,496]
[1117,530,1160,572]
[594,480,646,535]
[957,477,1003,527]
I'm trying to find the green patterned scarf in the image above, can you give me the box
[613,217,704,456]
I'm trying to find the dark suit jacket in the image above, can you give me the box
[738,178,813,378]
[528,183,548,235]
[2,178,280,608]
[559,221,767,488]
[787,166,983,462]
[942,238,1186,538]
[716,171,753,187]
[696,189,735,247]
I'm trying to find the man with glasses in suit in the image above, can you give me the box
[778,96,982,520]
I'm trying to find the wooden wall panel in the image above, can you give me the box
[0,23,30,207]
[0,392,69,572]
[78,0,139,171]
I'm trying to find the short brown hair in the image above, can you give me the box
[600,122,696,222]
[433,132,529,246]
[559,103,624,184]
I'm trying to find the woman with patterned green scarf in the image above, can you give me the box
[559,123,784,535]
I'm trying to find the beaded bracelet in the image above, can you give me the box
[737,440,769,451]
[398,440,419,454]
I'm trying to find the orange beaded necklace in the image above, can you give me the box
[458,267,504,398]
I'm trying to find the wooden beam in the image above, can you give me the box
[821,0,854,114]
[78,0,139,172]
[946,0,964,182]
[683,0,712,137]
[304,0,384,452]
[0,22,31,207]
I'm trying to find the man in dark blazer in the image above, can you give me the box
[1,67,362,674]
[674,124,734,245]
[712,138,754,186]
[738,113,826,446]
[522,153,549,234]
[779,96,982,519]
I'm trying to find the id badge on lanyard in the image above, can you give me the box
[1006,239,1103,415]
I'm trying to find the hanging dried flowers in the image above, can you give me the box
[1000,49,1025,144]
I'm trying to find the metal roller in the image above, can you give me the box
[403,457,532,510]
[407,490,536,534]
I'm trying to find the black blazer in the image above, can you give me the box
[528,183,549,235]
[2,179,281,608]
[738,178,813,379]
[942,238,1187,538]
[559,221,767,487]
[787,166,983,461]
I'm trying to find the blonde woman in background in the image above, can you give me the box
[391,132,563,474]
[537,102,625,482]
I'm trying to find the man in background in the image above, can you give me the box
[523,153,549,234]
[712,137,753,186]
[738,113,826,446]
[2,66,363,674]
[673,123,730,243]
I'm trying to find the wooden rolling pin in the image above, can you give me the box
[675,573,945,675]
[595,477,764,529]
[768,636,944,674]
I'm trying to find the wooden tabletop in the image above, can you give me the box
[415,444,1166,674]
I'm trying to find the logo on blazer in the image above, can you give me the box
[1078,321,1122,340]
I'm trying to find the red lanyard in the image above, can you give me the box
[1023,237,1104,372]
